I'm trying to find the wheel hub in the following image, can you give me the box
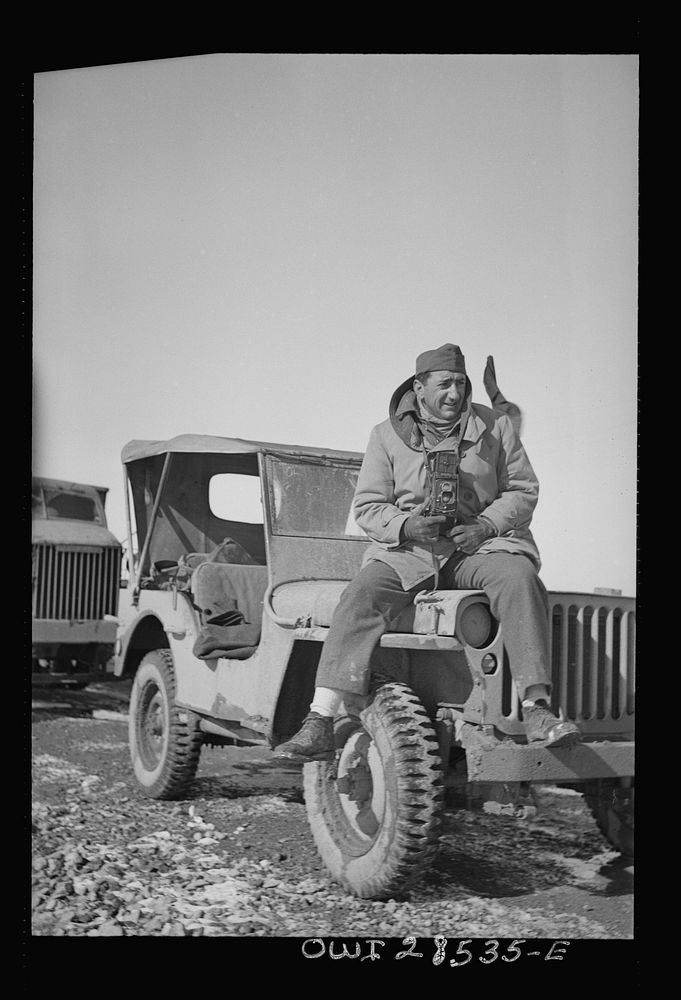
[335,757,373,806]
[333,729,386,839]
[141,689,166,762]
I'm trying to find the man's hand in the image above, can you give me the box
[402,513,447,544]
[447,522,491,554]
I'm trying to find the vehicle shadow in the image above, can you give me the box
[31,682,131,722]
[421,810,633,900]
[187,774,304,804]
[192,746,305,803]
[587,856,635,897]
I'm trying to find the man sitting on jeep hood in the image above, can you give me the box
[273,343,580,762]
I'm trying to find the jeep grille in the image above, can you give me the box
[502,594,635,736]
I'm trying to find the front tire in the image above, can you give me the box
[128,649,203,799]
[303,682,444,899]
[583,778,634,859]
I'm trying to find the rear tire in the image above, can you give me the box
[128,649,203,799]
[303,682,444,899]
[583,778,634,859]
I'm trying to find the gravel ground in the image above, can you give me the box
[30,679,635,954]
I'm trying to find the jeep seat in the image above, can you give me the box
[191,563,269,660]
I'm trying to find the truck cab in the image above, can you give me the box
[32,477,122,687]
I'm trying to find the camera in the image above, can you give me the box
[425,451,459,532]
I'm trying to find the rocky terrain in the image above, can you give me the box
[31,679,634,952]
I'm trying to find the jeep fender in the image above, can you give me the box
[113,592,199,678]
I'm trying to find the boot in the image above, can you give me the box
[523,700,582,748]
[272,712,335,763]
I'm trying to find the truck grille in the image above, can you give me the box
[502,593,635,736]
[32,543,121,622]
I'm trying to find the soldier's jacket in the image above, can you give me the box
[352,377,542,590]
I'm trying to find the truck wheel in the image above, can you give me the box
[128,649,203,799]
[583,778,634,859]
[303,681,444,899]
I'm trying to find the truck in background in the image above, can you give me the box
[31,476,122,688]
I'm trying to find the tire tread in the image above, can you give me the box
[130,649,203,800]
[304,681,444,899]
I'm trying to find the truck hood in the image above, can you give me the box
[32,520,120,548]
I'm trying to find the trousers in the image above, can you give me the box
[315,551,551,699]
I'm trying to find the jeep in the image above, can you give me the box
[114,434,634,900]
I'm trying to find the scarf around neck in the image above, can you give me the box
[416,399,463,448]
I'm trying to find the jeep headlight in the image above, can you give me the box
[457,602,495,648]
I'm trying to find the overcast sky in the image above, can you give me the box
[32,53,638,596]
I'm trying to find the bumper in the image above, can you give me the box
[32,618,118,645]
[464,739,635,783]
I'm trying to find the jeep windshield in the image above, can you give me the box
[266,455,366,540]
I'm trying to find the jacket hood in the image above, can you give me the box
[388,373,473,448]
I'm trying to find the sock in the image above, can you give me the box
[522,684,551,709]
[310,687,344,718]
